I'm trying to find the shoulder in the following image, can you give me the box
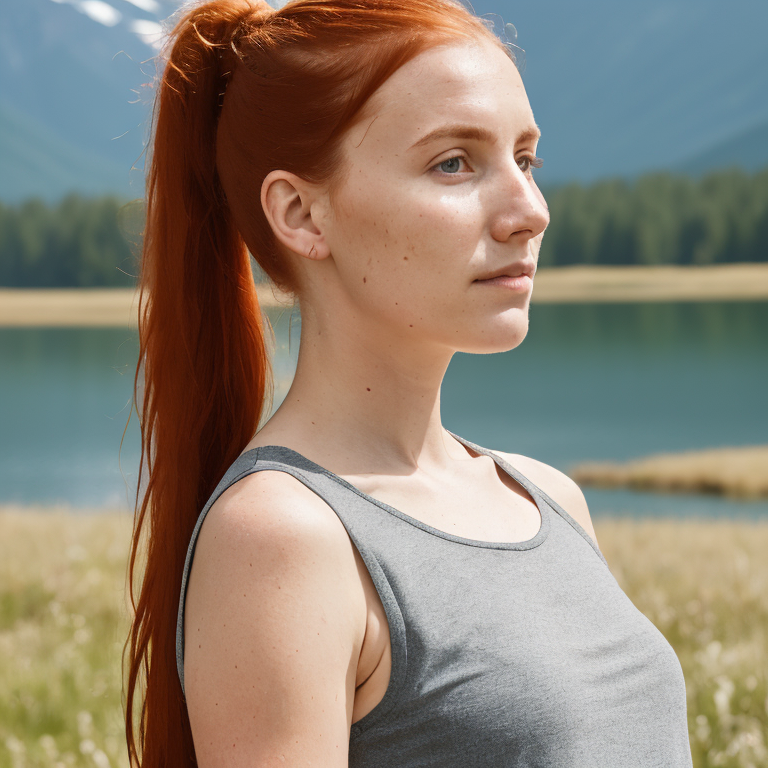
[190,468,366,589]
[182,468,365,765]
[491,450,600,549]
[189,468,367,623]
[201,467,355,555]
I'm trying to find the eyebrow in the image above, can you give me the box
[408,123,541,151]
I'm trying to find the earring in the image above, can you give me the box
[308,244,317,259]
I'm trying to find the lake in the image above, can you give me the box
[1,301,766,519]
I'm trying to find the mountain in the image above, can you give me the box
[674,119,768,178]
[472,0,768,187]
[0,0,170,202]
[0,99,132,200]
[1,0,767,202]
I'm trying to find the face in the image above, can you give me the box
[319,38,550,354]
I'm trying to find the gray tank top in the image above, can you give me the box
[176,431,693,767]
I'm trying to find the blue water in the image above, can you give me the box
[1,301,766,519]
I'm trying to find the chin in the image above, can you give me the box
[457,318,530,356]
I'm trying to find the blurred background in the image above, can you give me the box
[1,0,766,516]
[1,0,767,766]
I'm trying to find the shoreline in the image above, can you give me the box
[1,263,767,326]
[531,263,768,303]
[569,445,768,499]
[0,283,294,328]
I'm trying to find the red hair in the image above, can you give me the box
[124,0,509,764]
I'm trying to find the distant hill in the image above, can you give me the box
[674,120,768,178]
[0,100,133,201]
[0,0,168,203]
[473,0,768,187]
[1,0,767,202]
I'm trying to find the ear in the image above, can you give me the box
[260,170,330,262]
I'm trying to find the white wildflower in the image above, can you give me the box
[39,733,59,758]
[92,748,112,768]
[77,710,94,738]
[713,674,735,726]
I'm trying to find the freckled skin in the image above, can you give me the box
[253,38,550,459]
[191,45,568,762]
[304,39,549,355]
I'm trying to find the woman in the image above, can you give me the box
[124,0,694,765]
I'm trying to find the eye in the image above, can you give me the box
[432,154,470,175]
[518,154,544,174]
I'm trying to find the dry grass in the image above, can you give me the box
[1,508,767,767]
[571,446,768,499]
[596,517,768,768]
[3,263,768,326]
[0,508,133,768]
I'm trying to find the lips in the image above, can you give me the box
[474,259,536,281]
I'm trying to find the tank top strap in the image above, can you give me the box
[175,445,409,700]
[446,430,609,569]
[446,430,550,505]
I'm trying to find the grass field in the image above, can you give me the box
[1,508,767,767]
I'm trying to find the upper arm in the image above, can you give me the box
[495,451,600,550]
[183,469,367,767]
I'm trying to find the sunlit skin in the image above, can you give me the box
[185,38,599,761]
[250,38,550,472]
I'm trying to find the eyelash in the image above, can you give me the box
[431,153,544,175]
[520,154,544,173]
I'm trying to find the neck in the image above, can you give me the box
[258,296,461,473]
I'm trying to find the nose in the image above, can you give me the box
[488,161,550,244]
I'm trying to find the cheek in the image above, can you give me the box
[334,174,480,283]
[331,175,395,260]
[328,176,530,350]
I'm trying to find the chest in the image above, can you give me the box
[348,460,548,716]
[342,459,544,546]
[347,516,691,766]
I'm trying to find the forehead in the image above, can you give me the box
[345,40,533,153]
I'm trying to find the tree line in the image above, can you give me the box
[0,195,139,288]
[538,166,768,267]
[1,166,766,287]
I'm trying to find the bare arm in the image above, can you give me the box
[182,470,367,767]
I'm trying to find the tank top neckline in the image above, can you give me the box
[241,430,551,552]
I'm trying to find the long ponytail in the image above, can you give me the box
[123,0,510,764]
[124,3,275,765]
